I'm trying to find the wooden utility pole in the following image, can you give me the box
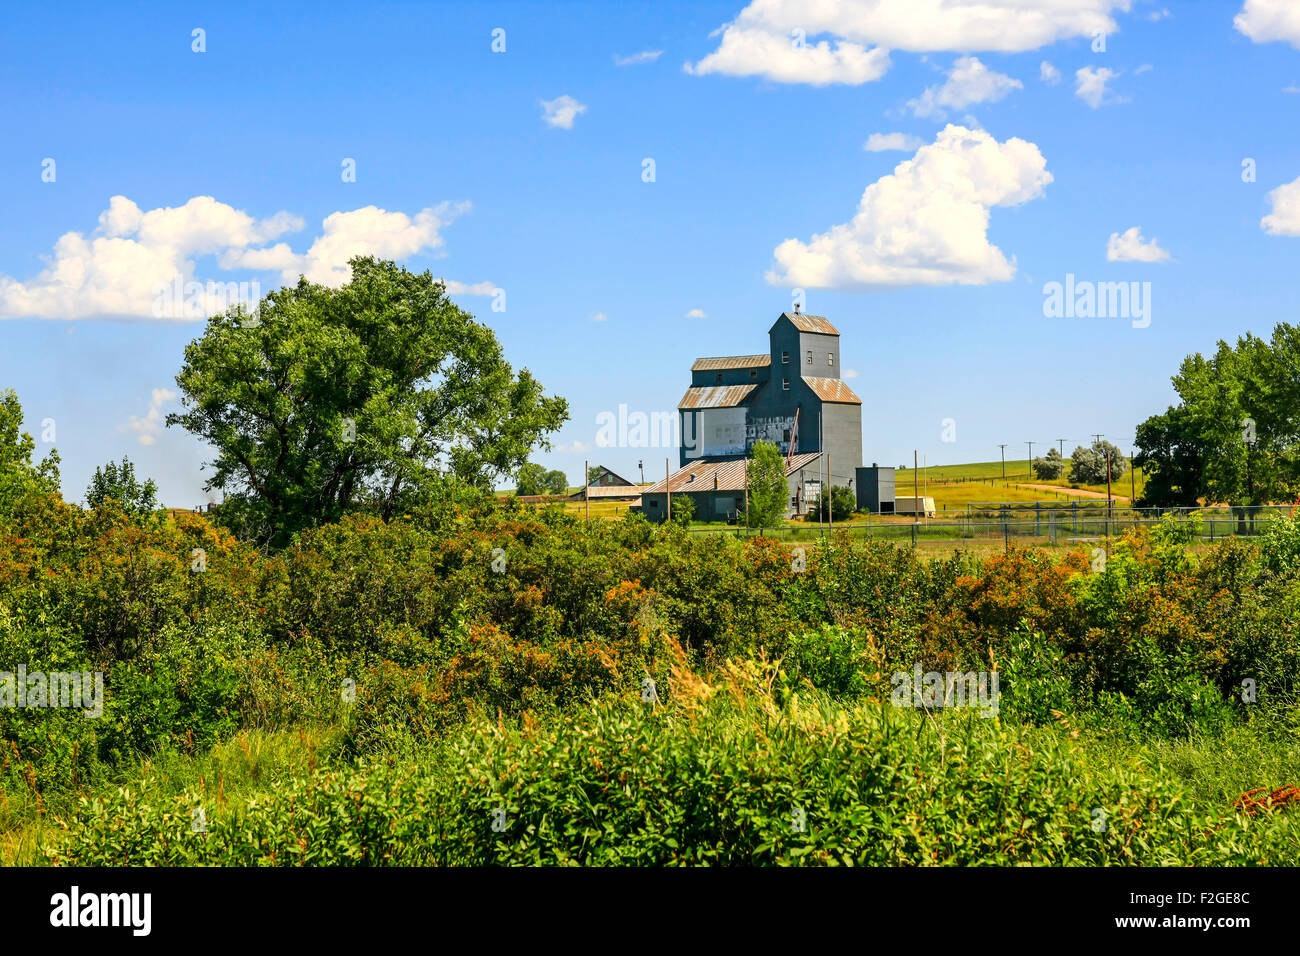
[817,453,823,534]
[1057,439,1066,457]
[913,449,919,547]
[914,449,919,522]
[1130,448,1136,504]
[584,459,589,521]
[1026,441,1034,470]
[744,451,750,531]
[665,457,670,524]
[827,452,833,531]
[998,444,1007,483]
[1105,449,1112,538]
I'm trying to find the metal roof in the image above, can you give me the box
[641,452,822,494]
[690,354,771,371]
[803,376,862,404]
[776,312,839,335]
[677,383,760,409]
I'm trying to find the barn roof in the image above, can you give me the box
[640,452,822,494]
[690,354,771,371]
[590,466,636,486]
[775,312,839,335]
[803,376,862,404]
[677,383,760,409]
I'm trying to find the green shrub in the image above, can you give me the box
[45,673,1300,866]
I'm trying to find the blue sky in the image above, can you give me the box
[2,0,1300,503]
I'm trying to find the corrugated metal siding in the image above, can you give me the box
[677,384,760,409]
[643,452,822,494]
[781,312,839,335]
[691,354,771,371]
[803,376,862,404]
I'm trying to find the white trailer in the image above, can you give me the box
[893,495,936,517]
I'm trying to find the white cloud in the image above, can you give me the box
[865,132,923,152]
[614,50,663,66]
[1134,63,1153,74]
[123,387,176,446]
[540,94,588,129]
[909,56,1022,118]
[1262,174,1300,236]
[1075,66,1119,107]
[225,201,469,288]
[767,124,1052,289]
[685,0,1127,85]
[1149,7,1170,21]
[685,308,708,318]
[591,311,608,322]
[1106,226,1170,262]
[843,368,860,379]
[1040,60,1061,84]
[0,195,470,319]
[439,279,497,295]
[685,27,891,86]
[553,439,589,453]
[0,196,302,320]
[1284,84,1300,93]
[1235,0,1300,49]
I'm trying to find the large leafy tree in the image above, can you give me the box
[168,258,568,546]
[1135,324,1300,508]
[1133,406,1204,507]
[543,469,569,495]
[744,441,788,529]
[1070,439,1127,484]
[515,463,569,497]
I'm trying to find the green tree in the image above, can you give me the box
[167,258,568,546]
[1133,406,1204,507]
[1134,324,1300,510]
[1032,448,1065,480]
[86,456,158,514]
[744,441,788,529]
[516,464,569,496]
[587,465,603,485]
[1070,440,1126,484]
[0,389,61,517]
[543,469,569,495]
[515,462,548,496]
[669,490,695,526]
[809,484,855,522]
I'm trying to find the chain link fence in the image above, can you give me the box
[687,503,1291,545]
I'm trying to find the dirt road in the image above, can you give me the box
[1014,482,1130,502]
